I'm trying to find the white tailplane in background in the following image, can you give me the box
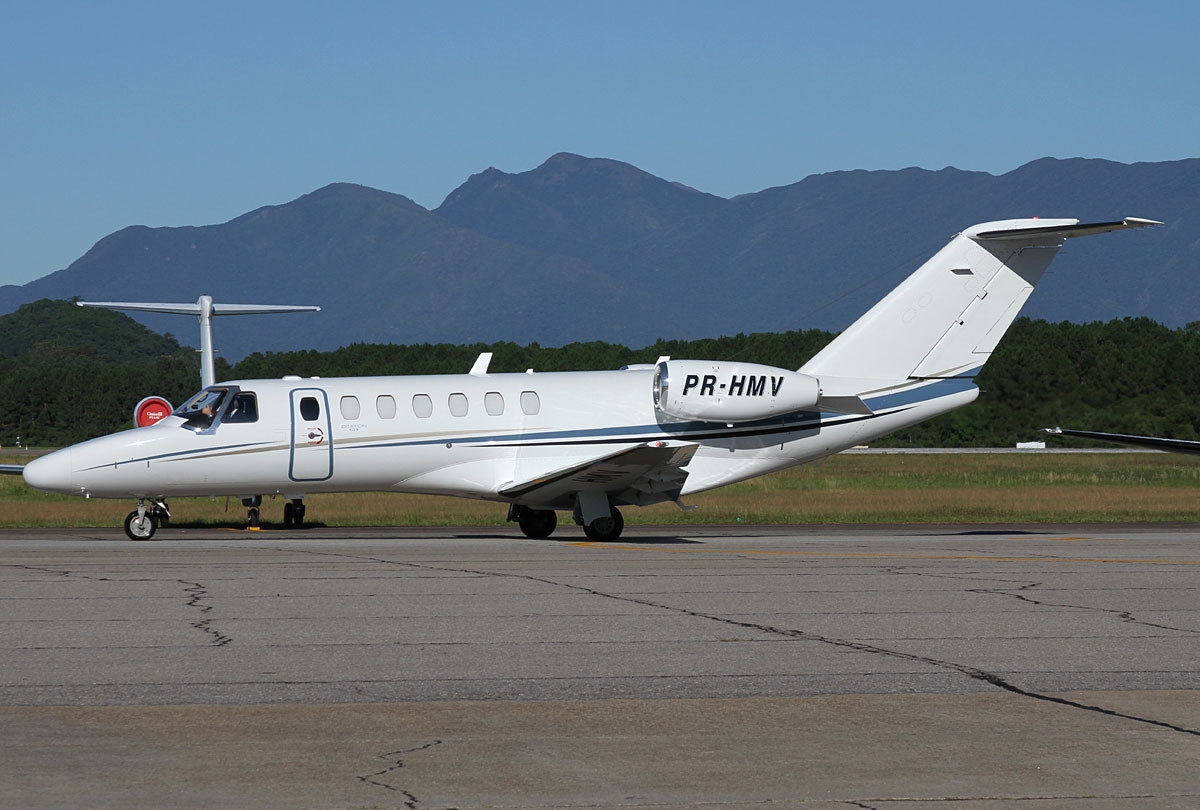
[1044,427,1200,455]
[17,217,1160,540]
[77,296,321,388]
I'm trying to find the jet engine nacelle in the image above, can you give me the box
[653,360,821,423]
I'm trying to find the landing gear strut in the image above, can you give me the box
[124,499,170,541]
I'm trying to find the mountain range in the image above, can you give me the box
[1,153,1194,360]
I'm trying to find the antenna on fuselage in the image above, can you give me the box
[77,295,321,387]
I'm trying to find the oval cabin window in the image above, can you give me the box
[376,395,397,419]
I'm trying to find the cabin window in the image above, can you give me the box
[340,395,361,420]
[224,392,258,423]
[520,390,540,415]
[448,393,469,417]
[485,392,504,416]
[300,397,321,421]
[412,394,433,418]
[376,395,397,419]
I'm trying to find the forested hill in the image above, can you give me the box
[0,301,201,445]
[0,155,1192,359]
[2,300,1199,448]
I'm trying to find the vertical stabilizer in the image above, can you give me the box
[800,217,1160,384]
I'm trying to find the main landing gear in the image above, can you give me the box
[506,493,626,542]
[507,505,558,538]
[283,498,307,529]
[124,499,170,541]
[244,496,307,529]
[579,506,623,542]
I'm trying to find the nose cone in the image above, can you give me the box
[22,448,78,495]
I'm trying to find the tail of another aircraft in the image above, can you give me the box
[800,218,1160,386]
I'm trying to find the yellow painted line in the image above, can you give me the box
[570,542,1200,565]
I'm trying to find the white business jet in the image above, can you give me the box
[14,217,1159,540]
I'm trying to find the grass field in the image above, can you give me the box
[5,450,1200,529]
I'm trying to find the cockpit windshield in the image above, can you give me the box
[174,387,258,430]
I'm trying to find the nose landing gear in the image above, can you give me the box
[241,496,263,528]
[123,499,170,541]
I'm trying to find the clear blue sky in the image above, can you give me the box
[2,0,1196,287]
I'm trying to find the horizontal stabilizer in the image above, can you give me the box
[972,217,1162,241]
[1044,427,1200,455]
[801,215,1161,383]
[0,465,25,475]
[78,301,321,316]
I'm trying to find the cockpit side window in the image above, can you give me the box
[223,392,258,423]
[176,387,230,429]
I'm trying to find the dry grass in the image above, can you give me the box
[4,451,1200,528]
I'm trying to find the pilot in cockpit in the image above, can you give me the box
[179,389,228,430]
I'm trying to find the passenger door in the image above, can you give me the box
[289,388,333,481]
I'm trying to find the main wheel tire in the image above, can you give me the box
[247,507,260,528]
[518,509,558,538]
[283,502,295,529]
[583,507,624,542]
[124,510,157,541]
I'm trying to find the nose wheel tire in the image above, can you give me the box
[124,510,157,541]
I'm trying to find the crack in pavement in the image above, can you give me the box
[8,565,232,647]
[881,566,1199,635]
[285,548,1199,739]
[179,580,233,646]
[357,740,444,808]
[971,584,1199,635]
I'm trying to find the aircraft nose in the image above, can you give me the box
[22,449,77,495]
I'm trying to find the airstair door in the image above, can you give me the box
[289,388,333,482]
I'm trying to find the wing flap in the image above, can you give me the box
[500,441,698,507]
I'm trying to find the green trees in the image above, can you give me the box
[3,299,1198,449]
[0,300,200,446]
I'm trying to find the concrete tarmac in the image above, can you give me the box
[1,524,1197,809]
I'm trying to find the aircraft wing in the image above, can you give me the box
[0,465,24,475]
[500,440,699,508]
[1044,427,1200,455]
